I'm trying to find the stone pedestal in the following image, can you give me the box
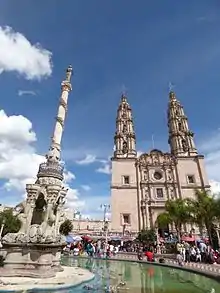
[0,243,65,278]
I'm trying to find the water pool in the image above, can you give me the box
[62,257,220,292]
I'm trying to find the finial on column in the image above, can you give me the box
[66,65,73,82]
[169,91,177,101]
[121,93,127,103]
[121,84,128,102]
[168,83,177,101]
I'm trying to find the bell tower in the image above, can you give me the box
[113,94,137,158]
[111,94,139,234]
[167,91,198,156]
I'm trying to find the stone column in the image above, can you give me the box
[47,66,72,163]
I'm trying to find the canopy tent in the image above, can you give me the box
[72,235,82,242]
[65,235,74,243]
[181,236,195,242]
[110,236,121,241]
[65,235,82,243]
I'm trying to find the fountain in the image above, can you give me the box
[0,66,94,290]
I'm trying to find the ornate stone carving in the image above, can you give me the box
[143,171,148,181]
[169,187,175,200]
[1,65,72,278]
[182,139,188,152]
[167,169,172,181]
[122,141,128,154]
[3,182,66,245]
[138,149,175,168]
[144,188,149,201]
[122,123,127,133]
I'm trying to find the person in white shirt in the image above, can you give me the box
[176,251,184,266]
[181,242,186,262]
[114,245,119,254]
[73,247,79,256]
[190,246,196,262]
[109,244,114,253]
[196,248,201,262]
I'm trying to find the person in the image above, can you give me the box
[137,246,143,260]
[181,241,186,262]
[176,251,184,266]
[114,245,119,255]
[199,241,207,262]
[196,248,201,262]
[190,246,196,262]
[86,241,94,257]
[184,241,190,262]
[73,246,79,256]
[96,240,101,257]
[145,249,154,262]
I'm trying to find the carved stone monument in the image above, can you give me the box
[0,65,73,278]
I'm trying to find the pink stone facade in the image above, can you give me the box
[110,92,210,234]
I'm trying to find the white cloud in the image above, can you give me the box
[18,90,36,97]
[209,180,220,197]
[0,109,83,209]
[76,154,96,165]
[96,160,111,175]
[63,171,75,183]
[137,150,143,157]
[0,26,52,80]
[81,185,91,191]
[64,187,85,210]
[198,129,220,195]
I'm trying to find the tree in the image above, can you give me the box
[156,212,172,228]
[156,212,172,237]
[189,190,220,246]
[157,199,192,241]
[137,229,156,243]
[59,219,73,236]
[0,209,21,237]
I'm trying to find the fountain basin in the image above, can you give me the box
[0,242,65,278]
[0,266,94,291]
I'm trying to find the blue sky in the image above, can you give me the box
[0,0,220,219]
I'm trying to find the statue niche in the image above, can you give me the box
[122,141,128,154]
[181,139,188,152]
[178,122,183,132]
[31,193,47,225]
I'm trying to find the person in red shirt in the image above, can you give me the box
[145,249,154,262]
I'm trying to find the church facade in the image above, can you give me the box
[110,91,210,234]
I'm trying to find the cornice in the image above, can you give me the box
[180,184,210,189]
[111,153,204,162]
[176,155,204,160]
[111,185,137,190]
[140,182,178,187]
[111,157,137,162]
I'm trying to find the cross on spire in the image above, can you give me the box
[168,82,175,93]
[121,84,128,97]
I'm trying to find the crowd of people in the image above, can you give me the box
[63,234,220,270]
[63,237,121,258]
[176,240,220,266]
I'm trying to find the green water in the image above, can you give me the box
[62,257,220,292]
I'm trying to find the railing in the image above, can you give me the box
[37,162,64,180]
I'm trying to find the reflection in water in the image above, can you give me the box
[61,257,220,293]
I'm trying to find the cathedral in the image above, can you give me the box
[110,91,210,235]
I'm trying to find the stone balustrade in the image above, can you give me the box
[112,252,220,276]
